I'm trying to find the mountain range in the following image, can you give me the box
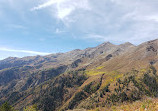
[1,39,158,111]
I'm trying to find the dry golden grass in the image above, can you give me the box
[100,71,123,89]
[96,66,105,70]
[86,98,158,111]
[85,70,105,76]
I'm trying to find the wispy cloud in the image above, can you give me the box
[0,47,51,55]
[31,0,90,19]
[85,34,105,40]
[62,0,158,44]
[1,0,158,50]
[31,0,63,11]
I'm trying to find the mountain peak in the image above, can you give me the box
[120,42,134,46]
[98,41,114,47]
[3,57,18,61]
[119,42,135,49]
[102,41,113,45]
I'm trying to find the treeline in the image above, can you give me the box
[77,66,158,110]
[104,66,158,105]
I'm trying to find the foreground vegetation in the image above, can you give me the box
[2,97,158,111]
[1,66,158,111]
[87,97,158,111]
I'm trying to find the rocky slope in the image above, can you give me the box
[1,39,158,111]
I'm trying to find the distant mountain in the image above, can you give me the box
[1,39,158,111]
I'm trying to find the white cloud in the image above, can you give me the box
[2,0,158,45]
[32,0,90,19]
[57,7,73,19]
[85,34,105,40]
[145,15,158,22]
[0,47,51,55]
[31,0,64,11]
[66,0,158,44]
[55,28,65,33]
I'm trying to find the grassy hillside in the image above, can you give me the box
[1,39,158,111]
[12,65,158,111]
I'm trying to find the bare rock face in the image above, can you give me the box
[145,40,158,57]
[105,54,113,61]
[71,59,82,68]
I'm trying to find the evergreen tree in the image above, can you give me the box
[0,102,14,111]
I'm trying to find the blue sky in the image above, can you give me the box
[0,0,158,59]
